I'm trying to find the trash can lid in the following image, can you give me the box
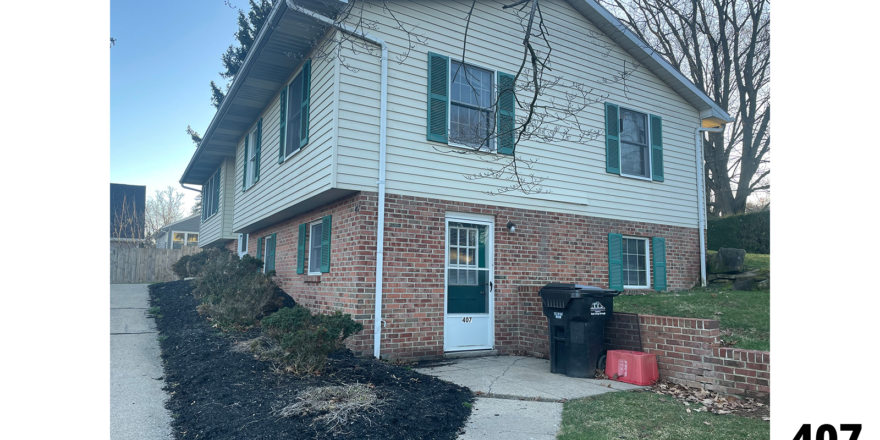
[540,283,619,297]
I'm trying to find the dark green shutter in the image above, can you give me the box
[200,185,206,222]
[605,103,620,175]
[300,59,311,148]
[242,134,249,191]
[296,223,306,274]
[608,233,624,291]
[212,170,220,216]
[254,118,262,182]
[256,236,263,261]
[279,87,287,163]
[652,237,667,291]
[426,52,449,143]
[497,72,516,155]
[266,233,276,273]
[650,114,664,182]
[320,215,332,273]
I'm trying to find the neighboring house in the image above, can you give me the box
[179,0,731,361]
[155,215,201,249]
[110,183,146,247]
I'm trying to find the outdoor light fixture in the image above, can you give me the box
[506,221,516,233]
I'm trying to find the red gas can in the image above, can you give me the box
[605,350,659,386]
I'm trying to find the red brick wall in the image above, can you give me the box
[230,191,702,361]
[604,313,770,401]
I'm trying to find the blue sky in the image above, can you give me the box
[111,0,243,213]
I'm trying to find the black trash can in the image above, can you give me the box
[539,283,619,378]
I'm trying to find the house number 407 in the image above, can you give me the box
[793,424,861,440]
[461,317,472,323]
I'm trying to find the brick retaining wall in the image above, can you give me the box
[604,313,770,401]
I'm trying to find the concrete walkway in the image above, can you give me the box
[110,284,173,440]
[416,355,645,439]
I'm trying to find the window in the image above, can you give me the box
[309,222,323,275]
[281,60,311,159]
[238,233,248,257]
[449,60,494,150]
[605,103,664,181]
[172,232,198,249]
[201,168,220,222]
[246,128,258,188]
[619,108,650,178]
[622,237,649,288]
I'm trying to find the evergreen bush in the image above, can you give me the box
[261,306,363,374]
[707,211,770,254]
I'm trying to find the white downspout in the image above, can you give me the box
[695,126,724,287]
[286,1,389,359]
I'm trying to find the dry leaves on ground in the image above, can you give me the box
[649,380,769,420]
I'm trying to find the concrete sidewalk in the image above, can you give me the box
[110,284,173,440]
[416,355,645,439]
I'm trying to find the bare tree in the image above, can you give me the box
[599,0,770,216]
[110,195,145,248]
[145,186,186,246]
[286,0,639,195]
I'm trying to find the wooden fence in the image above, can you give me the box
[110,246,201,284]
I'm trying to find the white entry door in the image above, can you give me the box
[444,215,494,352]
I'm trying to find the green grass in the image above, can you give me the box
[615,288,769,351]
[559,391,769,440]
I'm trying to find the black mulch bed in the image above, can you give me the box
[149,280,473,440]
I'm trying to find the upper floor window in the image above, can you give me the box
[450,60,495,151]
[281,59,311,160]
[201,168,220,222]
[246,127,258,188]
[619,108,650,179]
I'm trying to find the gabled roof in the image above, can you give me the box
[181,0,730,184]
[566,0,731,126]
[159,214,201,233]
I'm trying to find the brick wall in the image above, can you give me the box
[604,313,770,401]
[226,191,702,361]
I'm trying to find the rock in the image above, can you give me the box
[755,279,770,290]
[707,248,746,274]
[732,277,755,291]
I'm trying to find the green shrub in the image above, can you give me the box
[193,253,281,330]
[171,248,231,278]
[261,306,364,374]
[707,211,770,254]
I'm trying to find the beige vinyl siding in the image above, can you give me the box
[232,41,337,231]
[334,0,702,228]
[198,158,237,247]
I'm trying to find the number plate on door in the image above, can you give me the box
[461,317,473,323]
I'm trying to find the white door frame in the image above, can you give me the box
[443,213,495,352]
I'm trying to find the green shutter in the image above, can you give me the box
[320,215,332,273]
[426,52,449,143]
[254,118,262,182]
[256,236,263,261]
[242,134,249,191]
[605,103,620,175]
[200,185,206,222]
[300,59,311,148]
[297,223,306,274]
[266,233,277,273]
[608,233,624,291]
[652,237,667,291]
[279,87,287,163]
[212,170,220,216]
[650,114,664,182]
[497,71,516,155]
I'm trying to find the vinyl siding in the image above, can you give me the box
[232,39,337,232]
[198,158,237,247]
[334,0,703,228]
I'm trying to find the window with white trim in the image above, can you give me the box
[172,232,199,249]
[238,233,248,258]
[449,60,495,151]
[622,237,650,288]
[619,108,651,179]
[309,222,323,275]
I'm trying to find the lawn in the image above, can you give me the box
[558,391,769,440]
[614,288,769,351]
